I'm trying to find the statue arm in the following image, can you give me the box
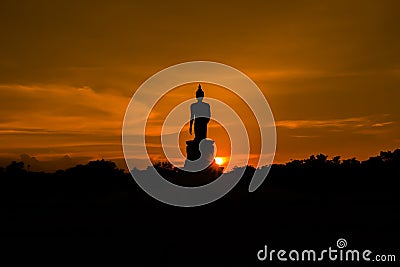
[189,105,194,135]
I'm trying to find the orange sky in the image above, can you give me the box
[1,1,399,171]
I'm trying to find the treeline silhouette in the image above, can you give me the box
[0,149,399,264]
[2,149,398,192]
[152,160,224,186]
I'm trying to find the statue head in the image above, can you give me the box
[196,84,204,100]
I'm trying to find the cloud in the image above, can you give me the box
[0,83,129,132]
[290,135,319,138]
[251,69,359,81]
[0,84,131,163]
[276,115,396,130]
[372,121,394,127]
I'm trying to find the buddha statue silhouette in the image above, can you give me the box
[184,84,215,171]
[189,84,211,140]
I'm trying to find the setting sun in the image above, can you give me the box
[215,157,224,165]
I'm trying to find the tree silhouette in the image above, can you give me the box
[5,161,26,175]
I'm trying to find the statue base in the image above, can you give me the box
[184,139,215,171]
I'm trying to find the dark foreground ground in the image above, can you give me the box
[0,150,399,265]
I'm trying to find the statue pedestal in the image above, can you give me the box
[184,139,215,171]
